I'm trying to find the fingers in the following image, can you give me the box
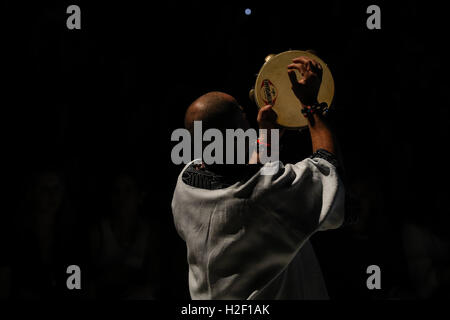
[287,64,309,88]
[292,56,323,74]
[287,63,306,75]
[257,105,280,130]
[292,56,309,64]
[257,104,278,128]
[313,61,323,71]
[259,104,277,119]
[259,104,273,112]
[287,63,307,87]
[292,57,312,73]
[287,69,300,87]
[309,60,323,77]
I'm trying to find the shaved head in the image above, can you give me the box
[185,91,248,134]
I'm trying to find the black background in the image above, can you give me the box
[1,0,449,300]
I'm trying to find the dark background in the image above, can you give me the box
[1,0,449,299]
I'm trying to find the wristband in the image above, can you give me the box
[301,102,329,117]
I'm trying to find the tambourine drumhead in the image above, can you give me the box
[254,50,334,129]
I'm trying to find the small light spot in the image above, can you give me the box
[245,8,252,15]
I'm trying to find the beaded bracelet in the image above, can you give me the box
[301,102,329,117]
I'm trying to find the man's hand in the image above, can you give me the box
[288,56,335,154]
[287,56,323,106]
[249,104,284,164]
[257,104,278,130]
[256,104,285,137]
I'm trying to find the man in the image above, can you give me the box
[172,56,345,299]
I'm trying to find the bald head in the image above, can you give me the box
[185,92,248,134]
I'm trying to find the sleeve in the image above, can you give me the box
[204,158,345,299]
[309,148,339,168]
[256,154,345,235]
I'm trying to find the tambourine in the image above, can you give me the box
[250,50,335,129]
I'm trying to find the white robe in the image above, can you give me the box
[171,157,345,300]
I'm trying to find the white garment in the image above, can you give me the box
[171,158,345,300]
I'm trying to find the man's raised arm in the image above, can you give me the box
[288,56,336,155]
